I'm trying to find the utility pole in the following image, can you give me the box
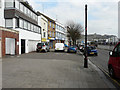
[84,4,88,68]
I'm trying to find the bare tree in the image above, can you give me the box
[66,21,83,46]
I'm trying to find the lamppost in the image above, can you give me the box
[84,4,88,68]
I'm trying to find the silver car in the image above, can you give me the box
[36,43,50,52]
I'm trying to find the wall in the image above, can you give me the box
[1,30,19,57]
[41,15,48,42]
[0,0,5,27]
[0,40,1,58]
[15,28,41,54]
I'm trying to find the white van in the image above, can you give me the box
[55,43,65,51]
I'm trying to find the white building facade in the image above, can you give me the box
[38,14,48,43]
[55,21,67,44]
[0,0,41,54]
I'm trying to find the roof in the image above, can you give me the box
[37,11,55,22]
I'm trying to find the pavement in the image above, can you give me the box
[2,50,116,88]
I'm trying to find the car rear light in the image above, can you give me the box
[38,46,41,48]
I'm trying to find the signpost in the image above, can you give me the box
[84,4,88,68]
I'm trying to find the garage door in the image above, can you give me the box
[0,40,1,58]
[28,40,39,53]
[6,38,15,55]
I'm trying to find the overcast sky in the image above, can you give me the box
[28,0,119,36]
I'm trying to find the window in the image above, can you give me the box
[50,21,51,27]
[15,0,19,9]
[15,18,19,28]
[44,32,46,37]
[53,24,54,28]
[5,19,13,28]
[5,0,14,8]
[53,32,54,37]
[20,3,24,12]
[19,19,23,28]
[39,28,41,34]
[24,7,27,14]
[31,24,33,31]
[28,22,30,30]
[50,31,51,37]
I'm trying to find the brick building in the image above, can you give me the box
[0,27,19,57]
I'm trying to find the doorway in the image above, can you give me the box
[5,38,15,55]
[21,39,25,54]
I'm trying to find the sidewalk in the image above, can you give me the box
[2,52,116,88]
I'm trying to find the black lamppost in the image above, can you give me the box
[84,4,88,68]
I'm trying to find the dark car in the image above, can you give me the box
[36,43,50,52]
[108,42,120,78]
[79,45,85,52]
[67,46,77,53]
[87,46,98,56]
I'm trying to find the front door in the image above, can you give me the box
[21,39,25,54]
[117,44,120,77]
[112,43,120,77]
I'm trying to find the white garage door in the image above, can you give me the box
[28,40,39,53]
[6,38,15,55]
[0,40,1,58]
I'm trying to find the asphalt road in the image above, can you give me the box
[88,49,110,72]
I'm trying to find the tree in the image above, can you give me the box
[66,21,83,46]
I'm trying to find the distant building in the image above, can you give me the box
[37,12,49,43]
[38,13,56,49]
[55,21,66,43]
[77,33,118,45]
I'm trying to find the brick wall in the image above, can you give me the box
[1,30,19,57]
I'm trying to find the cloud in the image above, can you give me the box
[27,0,119,36]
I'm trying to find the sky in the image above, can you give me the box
[28,0,119,36]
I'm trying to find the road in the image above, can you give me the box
[89,49,120,87]
[88,49,110,72]
[2,51,115,88]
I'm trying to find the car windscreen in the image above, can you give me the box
[87,46,96,50]
[37,43,44,46]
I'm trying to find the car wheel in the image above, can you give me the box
[109,66,115,78]
[45,49,47,53]
[95,53,98,56]
[36,50,39,52]
[67,50,69,53]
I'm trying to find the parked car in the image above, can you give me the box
[67,46,77,53]
[87,46,98,56]
[108,42,120,78]
[79,45,85,52]
[64,44,68,47]
[55,43,65,52]
[36,42,50,52]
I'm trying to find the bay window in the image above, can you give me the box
[15,0,19,9]
[5,19,13,28]
[5,0,14,8]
